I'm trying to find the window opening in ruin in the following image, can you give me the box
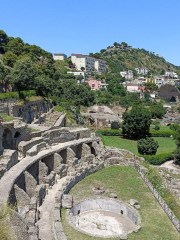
[91,146,96,155]
[170,96,176,102]
[14,131,21,138]
[121,210,123,215]
[2,128,13,149]
[59,149,67,164]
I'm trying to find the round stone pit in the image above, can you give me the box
[67,198,141,238]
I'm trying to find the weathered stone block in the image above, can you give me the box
[29,197,37,211]
[14,184,31,208]
[34,184,46,207]
[24,171,37,198]
[62,194,73,209]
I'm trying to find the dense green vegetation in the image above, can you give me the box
[61,166,180,240]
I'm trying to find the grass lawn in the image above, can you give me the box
[102,136,176,155]
[150,125,171,131]
[61,166,179,240]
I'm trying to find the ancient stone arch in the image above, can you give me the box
[158,84,180,102]
[14,131,21,138]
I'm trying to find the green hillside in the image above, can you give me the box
[90,42,180,75]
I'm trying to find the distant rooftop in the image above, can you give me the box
[71,53,106,62]
[54,53,67,56]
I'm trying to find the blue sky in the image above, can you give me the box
[1,0,180,66]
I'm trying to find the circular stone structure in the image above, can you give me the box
[67,198,141,238]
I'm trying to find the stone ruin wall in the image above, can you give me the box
[0,98,53,123]
[158,84,180,102]
[0,123,143,240]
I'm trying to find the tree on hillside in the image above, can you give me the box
[107,81,126,97]
[5,37,24,56]
[160,69,165,75]
[3,51,17,67]
[121,42,128,47]
[119,92,142,108]
[144,91,150,102]
[76,75,84,83]
[122,106,152,138]
[0,62,6,80]
[0,30,8,54]
[35,75,55,97]
[10,58,37,92]
[150,103,166,119]
[100,49,106,53]
[145,81,158,91]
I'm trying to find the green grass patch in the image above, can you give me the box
[0,113,15,122]
[62,166,180,240]
[25,96,43,102]
[30,128,40,132]
[0,92,19,99]
[102,136,176,156]
[150,125,170,131]
[0,204,16,240]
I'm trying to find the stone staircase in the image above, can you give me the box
[42,111,62,127]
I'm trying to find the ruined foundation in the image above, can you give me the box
[67,198,141,238]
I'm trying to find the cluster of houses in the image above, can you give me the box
[53,53,180,95]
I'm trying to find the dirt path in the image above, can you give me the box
[38,177,66,240]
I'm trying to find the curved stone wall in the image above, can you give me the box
[65,198,141,238]
[70,198,140,225]
[0,123,141,240]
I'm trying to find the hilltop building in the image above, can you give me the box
[71,54,106,72]
[54,53,67,60]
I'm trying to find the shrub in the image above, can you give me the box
[142,152,172,165]
[0,92,19,99]
[19,90,36,98]
[137,137,159,155]
[170,123,180,132]
[149,130,176,137]
[155,125,160,130]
